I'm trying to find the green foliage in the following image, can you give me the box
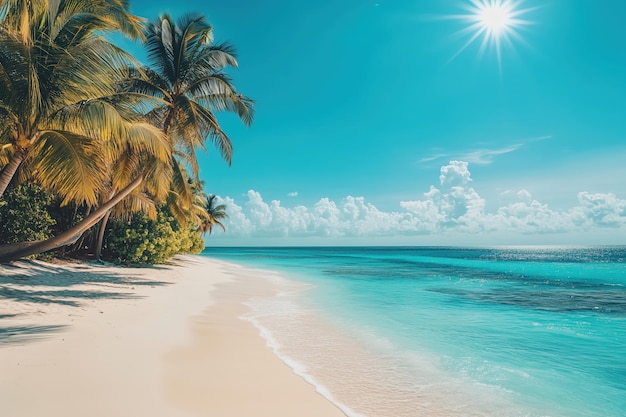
[0,6,245,262]
[0,184,56,244]
[107,207,205,265]
[183,228,206,255]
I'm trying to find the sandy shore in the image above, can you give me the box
[0,255,347,417]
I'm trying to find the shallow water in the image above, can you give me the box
[203,247,626,417]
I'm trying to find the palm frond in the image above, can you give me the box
[166,190,189,226]
[170,94,206,148]
[51,99,171,164]
[49,0,145,43]
[170,147,198,179]
[101,91,166,117]
[183,71,255,127]
[125,122,171,163]
[184,72,234,97]
[188,102,233,164]
[197,92,254,127]
[144,14,176,85]
[176,14,206,81]
[0,34,30,108]
[0,142,13,170]
[32,130,106,206]
[109,147,141,193]
[170,156,193,210]
[101,0,146,41]
[196,42,238,70]
[141,156,172,203]
[111,191,157,220]
[123,66,172,101]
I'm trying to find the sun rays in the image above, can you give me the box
[447,0,535,72]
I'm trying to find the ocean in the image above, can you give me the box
[202,246,626,417]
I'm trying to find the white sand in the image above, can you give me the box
[0,255,346,417]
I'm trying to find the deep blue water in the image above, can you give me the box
[202,246,626,417]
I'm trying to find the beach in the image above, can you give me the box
[0,255,346,417]
[2,247,625,417]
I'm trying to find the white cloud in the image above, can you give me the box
[218,196,251,235]
[462,144,522,165]
[288,192,298,197]
[245,190,272,229]
[418,153,449,163]
[439,160,472,187]
[420,135,552,166]
[571,192,626,228]
[211,161,626,243]
[517,189,532,202]
[490,199,568,233]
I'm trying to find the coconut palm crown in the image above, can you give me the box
[198,194,228,235]
[125,13,254,174]
[0,0,149,203]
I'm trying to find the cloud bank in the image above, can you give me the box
[213,161,626,243]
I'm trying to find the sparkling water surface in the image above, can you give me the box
[202,246,626,417]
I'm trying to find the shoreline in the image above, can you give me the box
[0,255,347,416]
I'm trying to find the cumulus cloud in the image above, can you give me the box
[517,189,532,202]
[400,161,486,232]
[212,161,626,241]
[439,160,472,187]
[288,192,298,197]
[571,192,626,228]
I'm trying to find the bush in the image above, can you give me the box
[0,183,56,244]
[107,208,205,265]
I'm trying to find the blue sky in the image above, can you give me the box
[127,0,626,246]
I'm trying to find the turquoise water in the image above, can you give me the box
[202,247,626,417]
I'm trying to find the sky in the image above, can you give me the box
[126,0,626,246]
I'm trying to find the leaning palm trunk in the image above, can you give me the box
[0,176,143,262]
[0,149,26,197]
[68,205,92,254]
[94,210,113,261]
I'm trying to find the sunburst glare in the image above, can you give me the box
[448,0,535,71]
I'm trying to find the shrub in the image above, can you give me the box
[0,183,56,244]
[107,208,205,265]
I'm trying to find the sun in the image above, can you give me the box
[448,0,534,71]
[478,2,513,35]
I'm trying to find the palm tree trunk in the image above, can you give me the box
[70,206,92,254]
[94,210,112,261]
[0,149,26,198]
[0,176,143,262]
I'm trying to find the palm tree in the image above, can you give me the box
[91,119,174,260]
[0,1,174,261]
[125,13,254,205]
[0,0,145,199]
[91,14,254,260]
[170,177,226,234]
[198,194,228,235]
[0,11,253,262]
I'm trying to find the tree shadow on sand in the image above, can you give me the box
[0,324,67,344]
[0,261,173,345]
[0,261,170,287]
[0,286,140,307]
